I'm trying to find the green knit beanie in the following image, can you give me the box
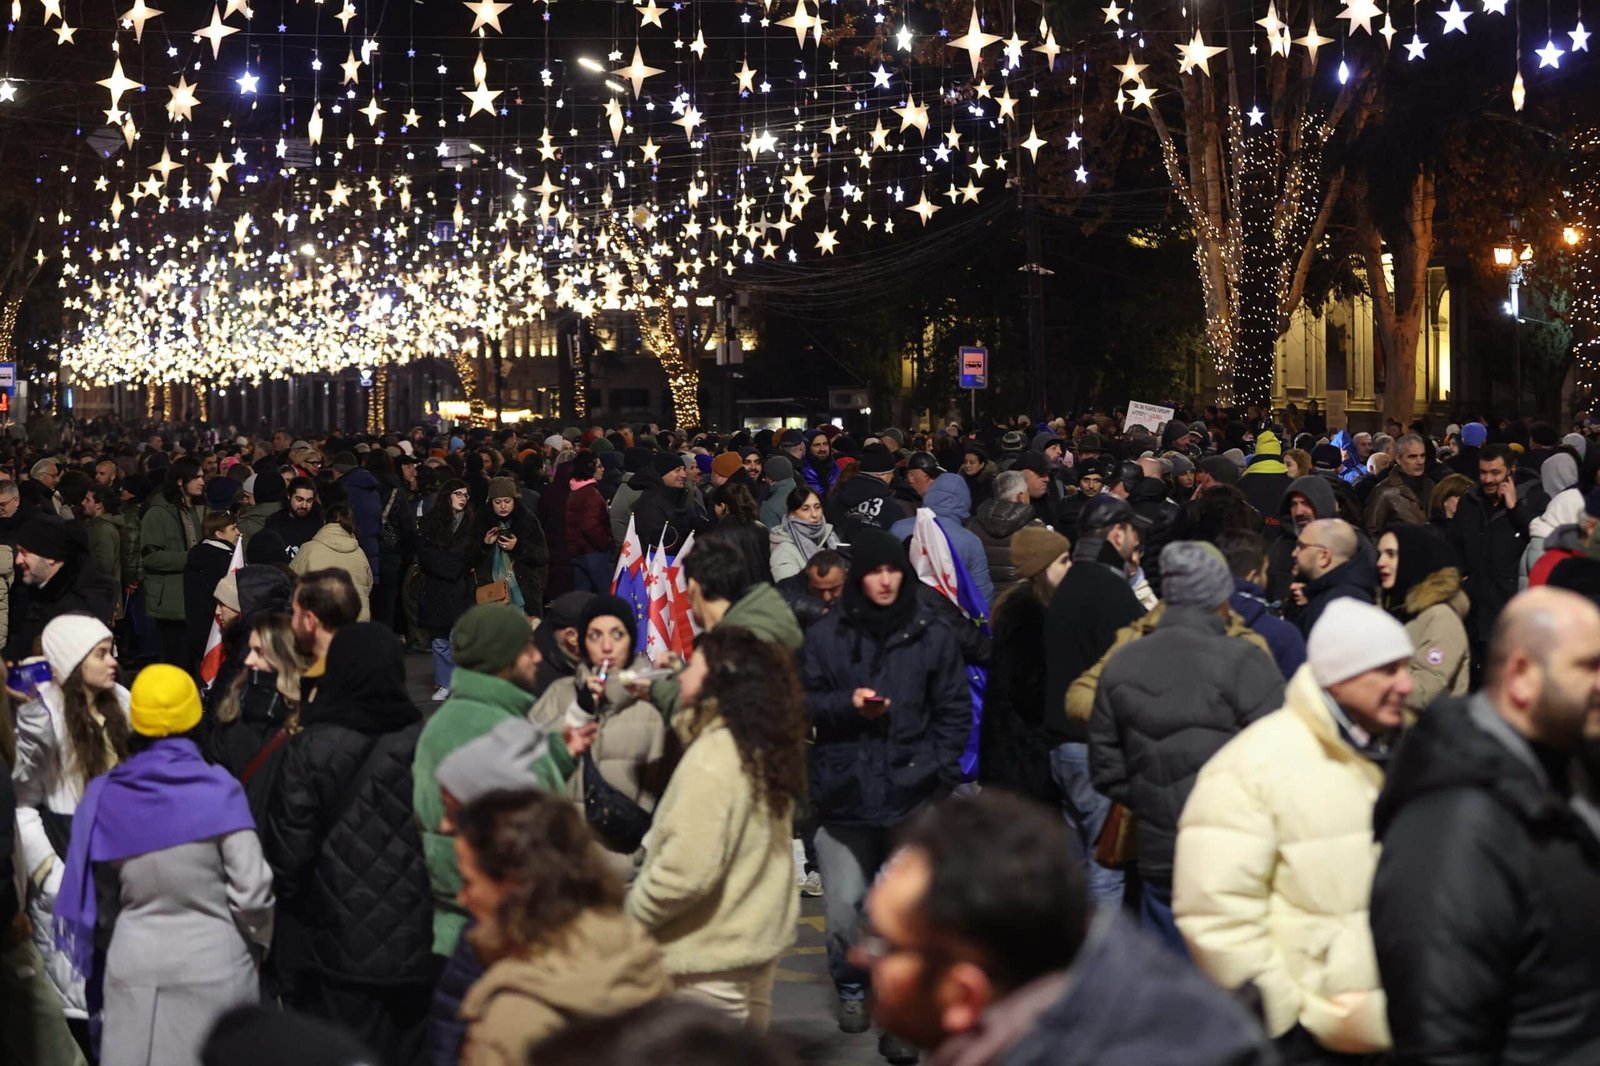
[452,603,533,675]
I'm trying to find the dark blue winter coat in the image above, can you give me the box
[340,467,383,576]
[999,910,1276,1066]
[799,599,971,827]
[1230,576,1306,680]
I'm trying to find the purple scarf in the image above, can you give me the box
[53,738,257,983]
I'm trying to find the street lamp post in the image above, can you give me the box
[1494,217,1532,410]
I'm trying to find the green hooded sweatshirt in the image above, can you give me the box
[413,666,577,955]
[648,582,804,721]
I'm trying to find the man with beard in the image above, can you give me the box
[1372,587,1600,1064]
[4,514,116,661]
[802,430,839,499]
[1267,476,1339,604]
[1288,518,1376,637]
[1449,443,1538,681]
[288,568,361,704]
[265,476,324,561]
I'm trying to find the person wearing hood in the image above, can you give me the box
[797,527,970,1055]
[56,664,272,1066]
[1374,523,1471,713]
[1365,433,1435,539]
[1219,529,1307,680]
[758,455,798,529]
[967,470,1046,601]
[1237,431,1292,517]
[1089,542,1286,953]
[1522,472,1587,586]
[1528,487,1600,587]
[1289,518,1377,637]
[631,453,709,555]
[1328,429,1366,485]
[769,485,842,583]
[889,469,995,607]
[453,789,673,1065]
[1444,420,1486,479]
[291,503,374,622]
[1176,599,1412,1063]
[183,510,243,673]
[1371,587,1600,1065]
[1266,476,1338,606]
[826,444,914,535]
[263,624,436,1064]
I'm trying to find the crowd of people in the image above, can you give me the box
[1,406,1598,1066]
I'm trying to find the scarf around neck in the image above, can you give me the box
[783,515,831,564]
[54,738,256,986]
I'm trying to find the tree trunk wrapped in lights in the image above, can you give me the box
[639,303,702,428]
[1147,60,1375,407]
[1571,130,1600,407]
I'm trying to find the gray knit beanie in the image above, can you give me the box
[434,718,554,804]
[1160,541,1234,609]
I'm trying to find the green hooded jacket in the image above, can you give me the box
[412,666,577,955]
[648,582,803,721]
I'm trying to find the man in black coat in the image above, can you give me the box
[5,514,115,662]
[827,444,914,534]
[1372,586,1600,1066]
[1448,443,1538,677]
[1041,494,1147,908]
[1286,517,1376,636]
[799,527,970,1051]
[630,453,708,554]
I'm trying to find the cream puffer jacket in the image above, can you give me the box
[1173,664,1391,1055]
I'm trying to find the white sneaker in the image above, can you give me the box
[431,687,451,702]
[800,870,823,897]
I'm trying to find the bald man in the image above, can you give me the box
[1288,517,1376,637]
[1371,587,1600,1064]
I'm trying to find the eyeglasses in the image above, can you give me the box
[451,490,470,498]
[1294,540,1325,552]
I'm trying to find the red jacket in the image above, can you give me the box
[565,482,614,556]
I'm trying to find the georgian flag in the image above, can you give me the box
[664,531,699,659]
[643,534,673,663]
[611,514,649,648]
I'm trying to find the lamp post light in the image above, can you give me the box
[1494,216,1534,408]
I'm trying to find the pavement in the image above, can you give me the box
[402,649,891,1066]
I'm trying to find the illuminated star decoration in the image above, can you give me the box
[614,45,664,97]
[1480,0,1508,12]
[1437,1,1471,34]
[870,64,893,89]
[636,0,666,28]
[774,0,819,48]
[463,0,510,34]
[1572,21,1591,50]
[1101,0,1123,23]
[673,103,702,140]
[892,92,929,134]
[97,57,143,111]
[0,80,16,102]
[55,22,76,43]
[1294,19,1335,62]
[1115,52,1147,82]
[1404,32,1428,59]
[947,4,1001,75]
[814,226,838,254]
[236,69,259,93]
[1246,104,1265,125]
[193,6,239,59]
[1536,38,1565,66]
[120,0,162,43]
[1380,14,1398,46]
[1033,28,1062,68]
[1176,28,1226,75]
[1020,124,1047,161]
[1336,0,1382,35]
[908,189,940,224]
[735,59,757,94]
[166,76,199,121]
[361,96,385,125]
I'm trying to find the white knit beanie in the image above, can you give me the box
[1307,598,1414,688]
[42,615,114,682]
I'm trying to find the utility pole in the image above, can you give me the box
[1020,151,1051,418]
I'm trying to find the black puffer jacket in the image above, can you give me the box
[967,499,1040,601]
[630,468,710,554]
[827,475,913,534]
[1372,696,1600,1066]
[800,589,970,827]
[1290,554,1377,637]
[1088,605,1284,882]
[263,624,434,985]
[977,588,1055,803]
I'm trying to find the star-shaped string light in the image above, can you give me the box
[892,92,929,134]
[193,6,239,59]
[775,0,819,48]
[463,0,510,34]
[97,57,143,111]
[614,45,664,96]
[735,59,757,93]
[120,0,162,43]
[636,1,666,28]
[907,190,940,224]
[1572,20,1591,50]
[1536,38,1565,66]
[166,76,198,122]
[1176,28,1226,75]
[1437,1,1471,35]
[1405,32,1428,58]
[1336,0,1383,35]
[1295,20,1334,61]
[1020,124,1046,160]
[947,5,1001,75]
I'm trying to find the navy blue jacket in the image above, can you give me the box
[1229,576,1307,680]
[339,467,383,576]
[999,911,1276,1066]
[800,599,970,827]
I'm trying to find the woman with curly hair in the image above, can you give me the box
[625,628,807,1030]
[454,790,672,1065]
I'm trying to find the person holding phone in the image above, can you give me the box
[797,527,970,1064]
[12,613,131,1053]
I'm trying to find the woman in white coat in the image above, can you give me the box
[12,613,131,1046]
